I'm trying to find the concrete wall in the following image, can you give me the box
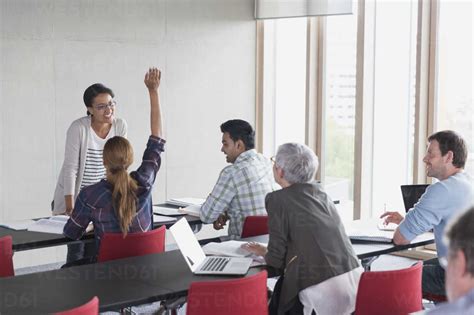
[0,0,256,267]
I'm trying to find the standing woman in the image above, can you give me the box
[243,143,363,315]
[52,83,127,263]
[63,68,164,263]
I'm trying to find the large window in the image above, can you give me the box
[323,6,358,220]
[258,0,472,219]
[261,18,307,157]
[436,0,473,175]
[370,0,418,217]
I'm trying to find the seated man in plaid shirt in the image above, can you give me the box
[200,119,277,239]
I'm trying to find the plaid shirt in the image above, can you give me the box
[63,136,165,252]
[200,149,277,238]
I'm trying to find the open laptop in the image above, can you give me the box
[400,184,429,213]
[169,218,252,275]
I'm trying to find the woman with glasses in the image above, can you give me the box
[52,82,127,263]
[243,143,362,315]
[63,68,164,264]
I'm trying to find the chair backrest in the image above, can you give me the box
[0,235,14,277]
[187,271,268,315]
[241,216,268,238]
[55,296,99,315]
[354,262,423,315]
[97,225,166,262]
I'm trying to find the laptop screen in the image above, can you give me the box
[169,218,206,272]
[400,184,429,212]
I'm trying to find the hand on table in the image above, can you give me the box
[380,211,404,225]
[241,242,267,257]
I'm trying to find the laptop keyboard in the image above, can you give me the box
[200,257,230,272]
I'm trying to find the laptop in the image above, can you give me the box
[400,184,429,213]
[169,218,252,275]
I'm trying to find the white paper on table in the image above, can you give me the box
[0,219,36,230]
[153,206,183,216]
[202,240,266,258]
[377,221,398,231]
[153,214,177,223]
[27,216,93,234]
[27,219,66,234]
[177,204,201,217]
[166,197,206,207]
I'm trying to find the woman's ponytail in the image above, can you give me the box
[103,137,138,237]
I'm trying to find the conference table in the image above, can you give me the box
[0,231,434,313]
[245,232,435,271]
[0,213,202,252]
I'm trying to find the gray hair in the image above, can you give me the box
[445,206,474,275]
[275,143,319,184]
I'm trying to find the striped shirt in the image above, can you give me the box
[80,127,115,189]
[200,149,277,238]
[63,136,166,254]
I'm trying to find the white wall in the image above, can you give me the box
[0,0,256,266]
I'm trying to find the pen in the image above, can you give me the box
[284,255,298,273]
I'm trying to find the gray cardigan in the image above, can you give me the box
[265,181,360,314]
[52,116,127,214]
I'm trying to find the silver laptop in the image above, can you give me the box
[169,218,252,275]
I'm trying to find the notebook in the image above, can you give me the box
[400,184,429,213]
[166,197,205,207]
[346,220,394,243]
[177,204,201,217]
[169,218,252,275]
[153,206,184,216]
[347,229,394,243]
[27,216,93,234]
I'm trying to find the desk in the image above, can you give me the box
[0,215,201,252]
[0,233,434,313]
[0,250,262,314]
[244,233,435,271]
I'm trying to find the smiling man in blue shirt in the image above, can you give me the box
[382,130,474,298]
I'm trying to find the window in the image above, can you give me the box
[436,0,473,175]
[367,0,419,217]
[261,18,307,157]
[322,7,358,220]
[257,0,470,219]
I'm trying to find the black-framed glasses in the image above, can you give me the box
[94,100,117,111]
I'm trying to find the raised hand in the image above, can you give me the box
[144,67,162,138]
[144,67,161,91]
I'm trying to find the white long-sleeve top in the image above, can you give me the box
[52,116,127,215]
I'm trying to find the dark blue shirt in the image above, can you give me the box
[63,136,165,252]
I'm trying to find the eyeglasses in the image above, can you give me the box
[270,156,276,164]
[439,256,448,270]
[94,100,117,111]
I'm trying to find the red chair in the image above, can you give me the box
[0,235,14,277]
[354,262,423,315]
[186,271,268,315]
[55,296,99,315]
[241,216,268,238]
[97,225,166,262]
